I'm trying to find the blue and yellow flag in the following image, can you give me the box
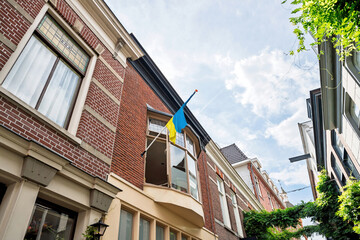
[166,90,197,144]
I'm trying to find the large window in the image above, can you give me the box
[230,191,243,237]
[2,15,89,128]
[25,199,77,240]
[217,176,231,228]
[145,117,199,200]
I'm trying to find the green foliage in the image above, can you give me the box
[337,178,360,233]
[283,0,360,59]
[243,170,359,239]
[82,226,96,240]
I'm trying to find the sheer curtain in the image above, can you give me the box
[139,218,150,240]
[38,60,79,127]
[3,36,57,107]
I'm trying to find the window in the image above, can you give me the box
[267,192,274,210]
[145,117,199,200]
[170,230,177,240]
[331,153,345,186]
[254,176,262,197]
[346,93,360,131]
[0,183,6,206]
[25,199,77,240]
[230,191,243,237]
[156,225,164,240]
[139,217,150,240]
[119,209,133,240]
[331,130,360,180]
[181,235,189,240]
[2,15,89,128]
[217,176,231,227]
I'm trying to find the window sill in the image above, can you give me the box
[0,87,82,145]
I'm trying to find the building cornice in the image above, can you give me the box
[69,0,143,62]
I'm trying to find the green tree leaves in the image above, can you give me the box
[283,0,360,59]
[243,170,359,239]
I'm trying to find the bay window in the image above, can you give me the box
[145,117,200,200]
[2,14,89,128]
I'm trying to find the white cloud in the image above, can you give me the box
[265,99,306,151]
[270,162,310,185]
[225,48,318,118]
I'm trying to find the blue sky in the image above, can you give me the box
[107,0,320,206]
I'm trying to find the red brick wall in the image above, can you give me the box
[206,154,250,239]
[249,164,285,211]
[111,63,170,189]
[0,0,32,46]
[0,43,13,71]
[0,97,109,179]
[198,151,215,232]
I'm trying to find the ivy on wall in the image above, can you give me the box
[243,170,359,239]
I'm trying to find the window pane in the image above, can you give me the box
[119,210,133,240]
[145,139,167,186]
[38,59,80,127]
[3,36,57,107]
[156,225,164,240]
[181,236,188,240]
[170,145,187,193]
[149,119,167,136]
[186,136,195,156]
[350,99,360,128]
[187,154,198,200]
[139,218,150,240]
[25,203,76,240]
[38,15,89,73]
[175,132,185,147]
[170,231,177,240]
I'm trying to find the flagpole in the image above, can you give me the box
[141,125,167,157]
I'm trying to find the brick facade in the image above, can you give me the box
[206,153,250,239]
[248,163,285,211]
[0,0,127,180]
[111,63,170,189]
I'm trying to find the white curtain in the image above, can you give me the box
[3,36,57,107]
[119,210,133,240]
[38,60,79,127]
[139,218,150,240]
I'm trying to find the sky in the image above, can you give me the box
[106,0,320,218]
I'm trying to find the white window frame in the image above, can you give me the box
[267,192,274,210]
[217,176,231,228]
[230,191,243,237]
[254,176,262,197]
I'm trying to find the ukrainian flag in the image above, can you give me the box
[166,90,197,144]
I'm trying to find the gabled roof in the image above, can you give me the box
[220,143,248,164]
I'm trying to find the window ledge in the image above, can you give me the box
[143,184,204,227]
[0,87,82,145]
